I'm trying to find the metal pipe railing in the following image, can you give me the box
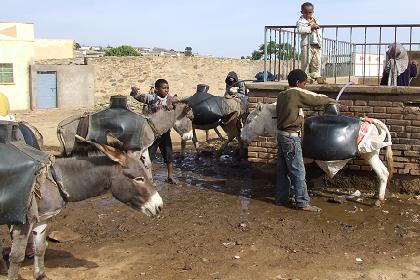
[263,24,420,85]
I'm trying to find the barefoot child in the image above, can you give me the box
[297,2,324,84]
[130,79,178,184]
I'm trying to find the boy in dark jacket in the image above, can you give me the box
[130,79,178,184]
[225,71,246,97]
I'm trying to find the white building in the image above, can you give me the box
[0,22,74,110]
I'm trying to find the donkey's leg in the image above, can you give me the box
[218,122,236,155]
[205,130,210,142]
[0,237,7,275]
[8,223,33,280]
[234,120,245,158]
[214,127,225,141]
[32,221,49,280]
[362,150,389,206]
[192,129,200,158]
[192,128,200,150]
[141,150,154,183]
[180,139,187,159]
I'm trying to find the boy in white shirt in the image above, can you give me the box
[296,2,324,84]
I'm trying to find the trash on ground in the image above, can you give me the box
[346,190,361,199]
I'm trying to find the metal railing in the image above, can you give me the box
[263,24,420,84]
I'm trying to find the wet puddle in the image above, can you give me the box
[152,149,420,234]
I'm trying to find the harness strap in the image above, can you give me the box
[146,117,160,139]
[50,164,70,200]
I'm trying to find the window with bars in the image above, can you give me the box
[0,63,14,83]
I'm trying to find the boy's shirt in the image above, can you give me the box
[132,93,176,114]
[296,16,322,47]
[276,87,333,133]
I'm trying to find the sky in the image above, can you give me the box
[2,0,420,58]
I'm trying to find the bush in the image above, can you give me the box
[105,45,140,56]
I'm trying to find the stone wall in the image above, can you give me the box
[87,56,264,98]
[246,83,420,176]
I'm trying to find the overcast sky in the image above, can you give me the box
[2,0,420,58]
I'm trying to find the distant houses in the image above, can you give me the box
[75,46,106,58]
[137,47,184,57]
[74,45,200,58]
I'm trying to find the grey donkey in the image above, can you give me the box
[1,133,163,280]
[57,102,194,182]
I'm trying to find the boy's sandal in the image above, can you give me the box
[298,205,322,212]
[316,77,326,84]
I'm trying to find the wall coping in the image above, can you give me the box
[245,82,420,95]
[87,56,261,63]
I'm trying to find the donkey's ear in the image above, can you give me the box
[105,131,125,150]
[90,141,128,167]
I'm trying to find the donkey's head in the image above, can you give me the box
[172,101,194,141]
[241,102,276,144]
[91,133,163,217]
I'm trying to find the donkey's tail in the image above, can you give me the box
[373,119,394,180]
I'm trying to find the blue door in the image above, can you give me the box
[37,71,57,109]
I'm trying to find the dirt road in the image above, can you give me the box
[1,153,419,280]
[1,104,419,280]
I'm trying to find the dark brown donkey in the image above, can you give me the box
[3,133,163,280]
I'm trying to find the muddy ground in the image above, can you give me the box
[1,104,419,280]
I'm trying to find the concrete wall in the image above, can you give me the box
[87,56,264,98]
[34,39,74,60]
[30,64,95,109]
[246,83,420,176]
[0,23,35,110]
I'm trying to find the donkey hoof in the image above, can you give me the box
[374,199,383,207]
[0,259,8,275]
[36,272,49,280]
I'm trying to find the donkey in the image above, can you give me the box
[57,102,193,181]
[2,133,163,280]
[241,102,394,206]
[180,120,243,158]
[180,85,248,158]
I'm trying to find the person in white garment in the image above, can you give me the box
[296,2,325,84]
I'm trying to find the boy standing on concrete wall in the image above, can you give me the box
[297,2,325,84]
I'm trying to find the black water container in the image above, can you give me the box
[109,95,128,109]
